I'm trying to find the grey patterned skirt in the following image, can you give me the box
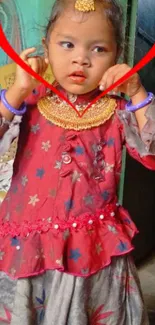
[0,255,149,325]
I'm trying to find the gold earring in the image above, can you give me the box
[75,0,95,12]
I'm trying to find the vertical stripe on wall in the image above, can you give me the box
[118,0,138,204]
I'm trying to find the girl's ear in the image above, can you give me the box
[42,38,49,64]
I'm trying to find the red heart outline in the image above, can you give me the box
[0,23,155,117]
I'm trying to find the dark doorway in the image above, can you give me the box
[123,0,155,262]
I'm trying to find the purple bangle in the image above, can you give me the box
[0,89,27,116]
[125,92,154,112]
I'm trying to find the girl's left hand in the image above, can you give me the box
[99,63,143,98]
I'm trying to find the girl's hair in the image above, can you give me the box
[45,0,124,49]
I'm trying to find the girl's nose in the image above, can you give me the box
[72,52,91,67]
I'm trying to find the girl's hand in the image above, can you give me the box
[14,47,48,96]
[99,64,143,99]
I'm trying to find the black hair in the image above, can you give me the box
[45,0,124,49]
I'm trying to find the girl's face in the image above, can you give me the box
[45,7,118,94]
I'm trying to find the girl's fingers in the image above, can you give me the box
[100,71,117,92]
[18,47,49,76]
[20,47,36,61]
[27,56,48,76]
[44,58,49,65]
[27,57,39,73]
[20,47,47,72]
[36,57,48,76]
[99,64,121,88]
[100,65,131,93]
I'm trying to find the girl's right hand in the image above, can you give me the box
[0,48,48,130]
[14,47,48,96]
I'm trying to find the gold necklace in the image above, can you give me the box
[38,94,117,131]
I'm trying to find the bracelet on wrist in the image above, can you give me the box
[125,92,154,112]
[0,89,27,116]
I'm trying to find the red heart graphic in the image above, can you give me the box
[0,23,155,117]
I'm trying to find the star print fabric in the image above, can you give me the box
[0,96,142,278]
[0,84,154,324]
[0,85,155,278]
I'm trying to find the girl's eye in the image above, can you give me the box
[60,42,74,49]
[93,46,105,53]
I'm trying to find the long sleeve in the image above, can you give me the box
[116,97,155,170]
[0,84,47,157]
[0,116,21,202]
[0,84,47,201]
[0,115,21,157]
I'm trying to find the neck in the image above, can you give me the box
[52,82,102,104]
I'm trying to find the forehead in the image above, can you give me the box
[51,8,115,43]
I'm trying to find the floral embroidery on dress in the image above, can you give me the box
[28,194,40,206]
[95,243,103,255]
[41,140,51,152]
[65,199,74,211]
[104,162,114,173]
[35,289,46,324]
[0,94,143,278]
[69,248,82,262]
[114,272,137,294]
[71,170,82,183]
[106,137,115,147]
[117,240,128,252]
[83,193,94,206]
[31,123,40,134]
[36,168,45,179]
[11,237,20,248]
[101,190,110,201]
[90,304,113,325]
[74,145,85,155]
[21,175,28,187]
[0,306,11,324]
[54,160,62,170]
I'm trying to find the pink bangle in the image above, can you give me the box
[125,92,154,112]
[0,89,27,116]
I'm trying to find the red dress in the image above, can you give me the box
[0,85,155,279]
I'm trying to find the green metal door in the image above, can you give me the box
[118,0,138,204]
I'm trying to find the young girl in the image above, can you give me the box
[0,0,155,324]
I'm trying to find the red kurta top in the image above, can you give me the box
[0,85,155,278]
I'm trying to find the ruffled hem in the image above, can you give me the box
[0,203,138,279]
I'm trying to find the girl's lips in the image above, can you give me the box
[69,75,86,83]
[69,72,86,83]
[69,71,86,77]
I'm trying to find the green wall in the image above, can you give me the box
[0,0,55,65]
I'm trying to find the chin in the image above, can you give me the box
[62,83,97,95]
